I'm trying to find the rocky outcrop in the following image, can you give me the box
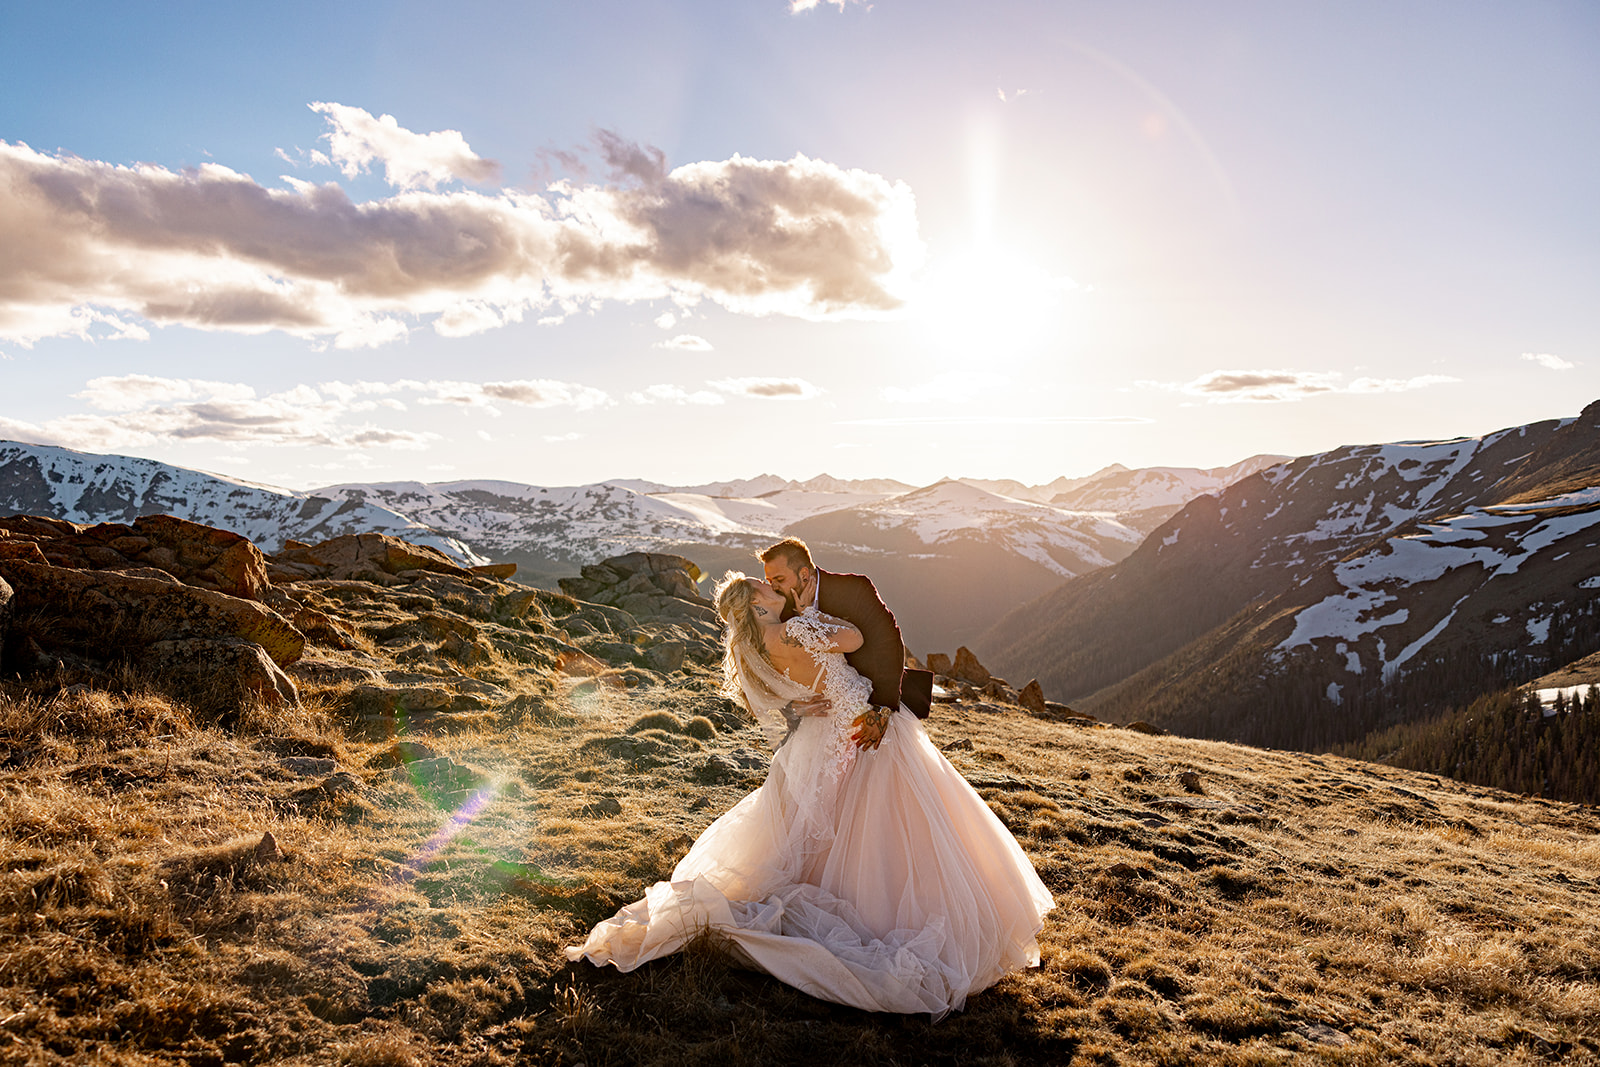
[267,533,476,586]
[558,553,715,624]
[0,559,304,669]
[0,512,726,732]
[0,514,271,599]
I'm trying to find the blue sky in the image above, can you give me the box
[1,1,1596,490]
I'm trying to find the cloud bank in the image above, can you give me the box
[0,106,922,348]
[3,374,613,453]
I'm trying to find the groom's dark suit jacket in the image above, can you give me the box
[783,569,933,718]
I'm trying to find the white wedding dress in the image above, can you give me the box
[565,611,1055,1015]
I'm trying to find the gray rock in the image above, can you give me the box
[286,661,385,686]
[695,748,768,784]
[390,756,490,794]
[138,637,300,721]
[642,640,686,673]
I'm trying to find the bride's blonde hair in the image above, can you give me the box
[714,571,777,706]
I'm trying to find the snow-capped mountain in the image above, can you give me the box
[789,479,1143,578]
[0,442,485,564]
[1047,456,1289,530]
[981,403,1600,749]
[0,439,1279,652]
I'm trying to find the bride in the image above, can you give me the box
[565,573,1055,1016]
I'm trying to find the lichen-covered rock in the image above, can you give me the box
[0,559,305,668]
[267,533,473,586]
[559,553,714,624]
[642,640,686,674]
[137,638,299,720]
[0,514,272,600]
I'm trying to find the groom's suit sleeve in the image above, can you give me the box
[823,572,904,711]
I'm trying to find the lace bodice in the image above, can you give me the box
[784,609,873,786]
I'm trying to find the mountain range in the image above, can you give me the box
[0,441,1282,652]
[982,401,1600,750]
[5,401,1600,754]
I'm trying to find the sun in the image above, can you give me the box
[906,242,1080,359]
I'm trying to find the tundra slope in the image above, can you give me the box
[982,402,1600,750]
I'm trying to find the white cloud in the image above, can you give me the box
[882,371,1007,404]
[709,377,824,400]
[75,374,254,411]
[543,432,582,443]
[0,115,922,349]
[1146,368,1460,404]
[653,334,713,352]
[7,374,611,454]
[1344,374,1462,393]
[627,384,725,406]
[1522,352,1576,371]
[309,102,501,190]
[654,311,677,330]
[332,377,613,414]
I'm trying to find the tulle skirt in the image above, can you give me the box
[564,710,1055,1015]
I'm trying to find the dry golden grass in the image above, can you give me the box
[1,654,1597,1066]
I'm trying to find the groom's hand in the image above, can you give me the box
[792,695,832,717]
[851,706,891,750]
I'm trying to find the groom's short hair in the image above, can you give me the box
[759,538,814,573]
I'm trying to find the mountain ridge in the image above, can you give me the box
[0,440,1283,652]
[980,402,1600,752]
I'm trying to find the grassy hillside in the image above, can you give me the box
[3,651,1598,1065]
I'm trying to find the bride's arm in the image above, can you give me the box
[789,611,863,653]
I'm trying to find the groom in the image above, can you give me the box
[760,537,933,750]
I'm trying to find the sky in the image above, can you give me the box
[1,0,1597,492]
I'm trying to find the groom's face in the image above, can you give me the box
[763,558,812,611]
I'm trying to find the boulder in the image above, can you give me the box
[982,679,1018,704]
[559,553,714,623]
[926,652,952,676]
[0,559,305,668]
[1018,679,1047,715]
[123,515,272,600]
[0,514,271,600]
[137,638,299,720]
[469,563,518,580]
[950,647,992,685]
[267,533,473,586]
[642,640,686,674]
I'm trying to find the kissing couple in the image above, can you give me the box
[566,538,1054,1016]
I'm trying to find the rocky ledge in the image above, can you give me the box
[0,515,721,732]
